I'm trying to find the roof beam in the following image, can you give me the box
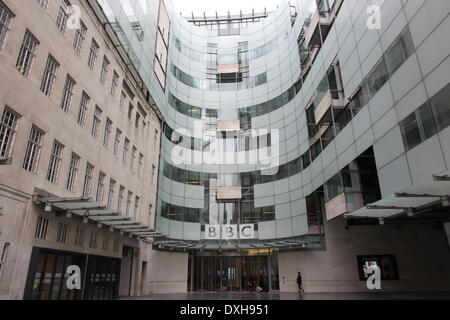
[395,192,442,198]
[433,174,450,181]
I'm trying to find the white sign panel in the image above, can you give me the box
[203,224,256,240]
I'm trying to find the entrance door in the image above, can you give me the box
[119,246,133,297]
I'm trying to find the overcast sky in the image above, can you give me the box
[172,0,284,17]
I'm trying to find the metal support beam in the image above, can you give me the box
[395,192,442,198]
[366,204,411,210]
[433,174,450,181]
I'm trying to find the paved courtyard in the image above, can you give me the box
[121,291,450,300]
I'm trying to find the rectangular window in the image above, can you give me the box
[123,138,129,165]
[89,230,98,249]
[113,239,120,253]
[113,128,121,158]
[429,83,450,132]
[117,186,125,214]
[56,0,71,33]
[130,146,137,171]
[134,196,140,219]
[0,242,10,276]
[384,28,414,76]
[40,55,60,96]
[103,118,112,149]
[66,152,80,192]
[0,107,20,158]
[74,226,85,247]
[357,255,399,281]
[47,140,64,183]
[0,2,13,53]
[111,71,119,96]
[87,39,99,70]
[102,235,110,251]
[91,105,102,138]
[56,223,69,243]
[138,153,144,177]
[77,91,90,127]
[100,56,110,85]
[82,162,94,197]
[23,126,44,172]
[120,91,127,109]
[400,102,437,151]
[73,19,87,54]
[126,191,133,216]
[16,30,39,77]
[128,104,134,119]
[151,165,156,184]
[35,216,49,239]
[96,171,106,204]
[135,113,141,129]
[107,179,116,209]
[60,75,76,113]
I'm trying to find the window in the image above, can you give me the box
[111,71,119,96]
[16,30,39,77]
[138,153,143,177]
[47,140,64,183]
[82,162,94,197]
[102,235,110,251]
[73,20,87,54]
[40,55,59,96]
[23,126,44,173]
[56,223,69,243]
[117,186,125,214]
[103,118,112,149]
[120,91,127,109]
[123,138,129,165]
[113,239,120,253]
[429,83,450,131]
[89,230,98,249]
[100,56,110,84]
[400,102,437,151]
[128,103,134,119]
[384,28,414,76]
[0,2,13,53]
[151,165,156,184]
[0,242,10,276]
[126,191,133,216]
[135,113,141,129]
[77,91,90,126]
[96,171,106,205]
[113,128,121,158]
[74,226,85,247]
[87,39,99,70]
[357,255,399,281]
[60,75,76,113]
[91,105,102,138]
[130,146,137,171]
[56,0,71,33]
[66,152,80,192]
[35,216,49,239]
[148,204,153,226]
[0,107,20,158]
[107,179,116,209]
[37,0,48,9]
[134,196,140,220]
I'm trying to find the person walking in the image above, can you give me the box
[296,272,304,293]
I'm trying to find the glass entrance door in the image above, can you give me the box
[189,251,279,292]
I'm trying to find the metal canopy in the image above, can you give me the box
[34,192,166,240]
[345,170,450,219]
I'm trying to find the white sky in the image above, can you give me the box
[172,0,284,17]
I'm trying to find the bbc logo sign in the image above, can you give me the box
[204,224,256,240]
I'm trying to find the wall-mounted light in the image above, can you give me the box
[129,234,133,238]
[109,226,114,232]
[379,218,385,225]
[407,208,415,217]
[65,212,72,219]
[97,223,102,229]
[442,196,450,207]
[120,230,124,236]
[44,203,52,212]
[83,217,89,224]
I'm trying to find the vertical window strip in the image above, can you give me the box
[111,71,119,96]
[0,107,20,158]
[0,2,13,52]
[82,162,94,198]
[87,39,99,70]
[35,216,49,239]
[77,91,90,126]
[60,75,76,113]
[107,179,116,209]
[73,20,87,54]
[100,56,110,84]
[23,126,44,172]
[91,105,102,138]
[40,55,60,96]
[16,31,39,77]
[47,140,64,183]
[56,223,69,243]
[96,171,106,204]
[66,152,80,191]
[113,129,121,158]
[103,118,112,148]
[56,0,71,33]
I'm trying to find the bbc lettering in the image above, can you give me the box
[204,224,255,240]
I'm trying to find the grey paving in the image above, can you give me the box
[121,291,450,300]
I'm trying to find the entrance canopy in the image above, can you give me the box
[33,189,166,242]
[345,170,450,221]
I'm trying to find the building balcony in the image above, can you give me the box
[304,9,331,47]
[314,89,344,125]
